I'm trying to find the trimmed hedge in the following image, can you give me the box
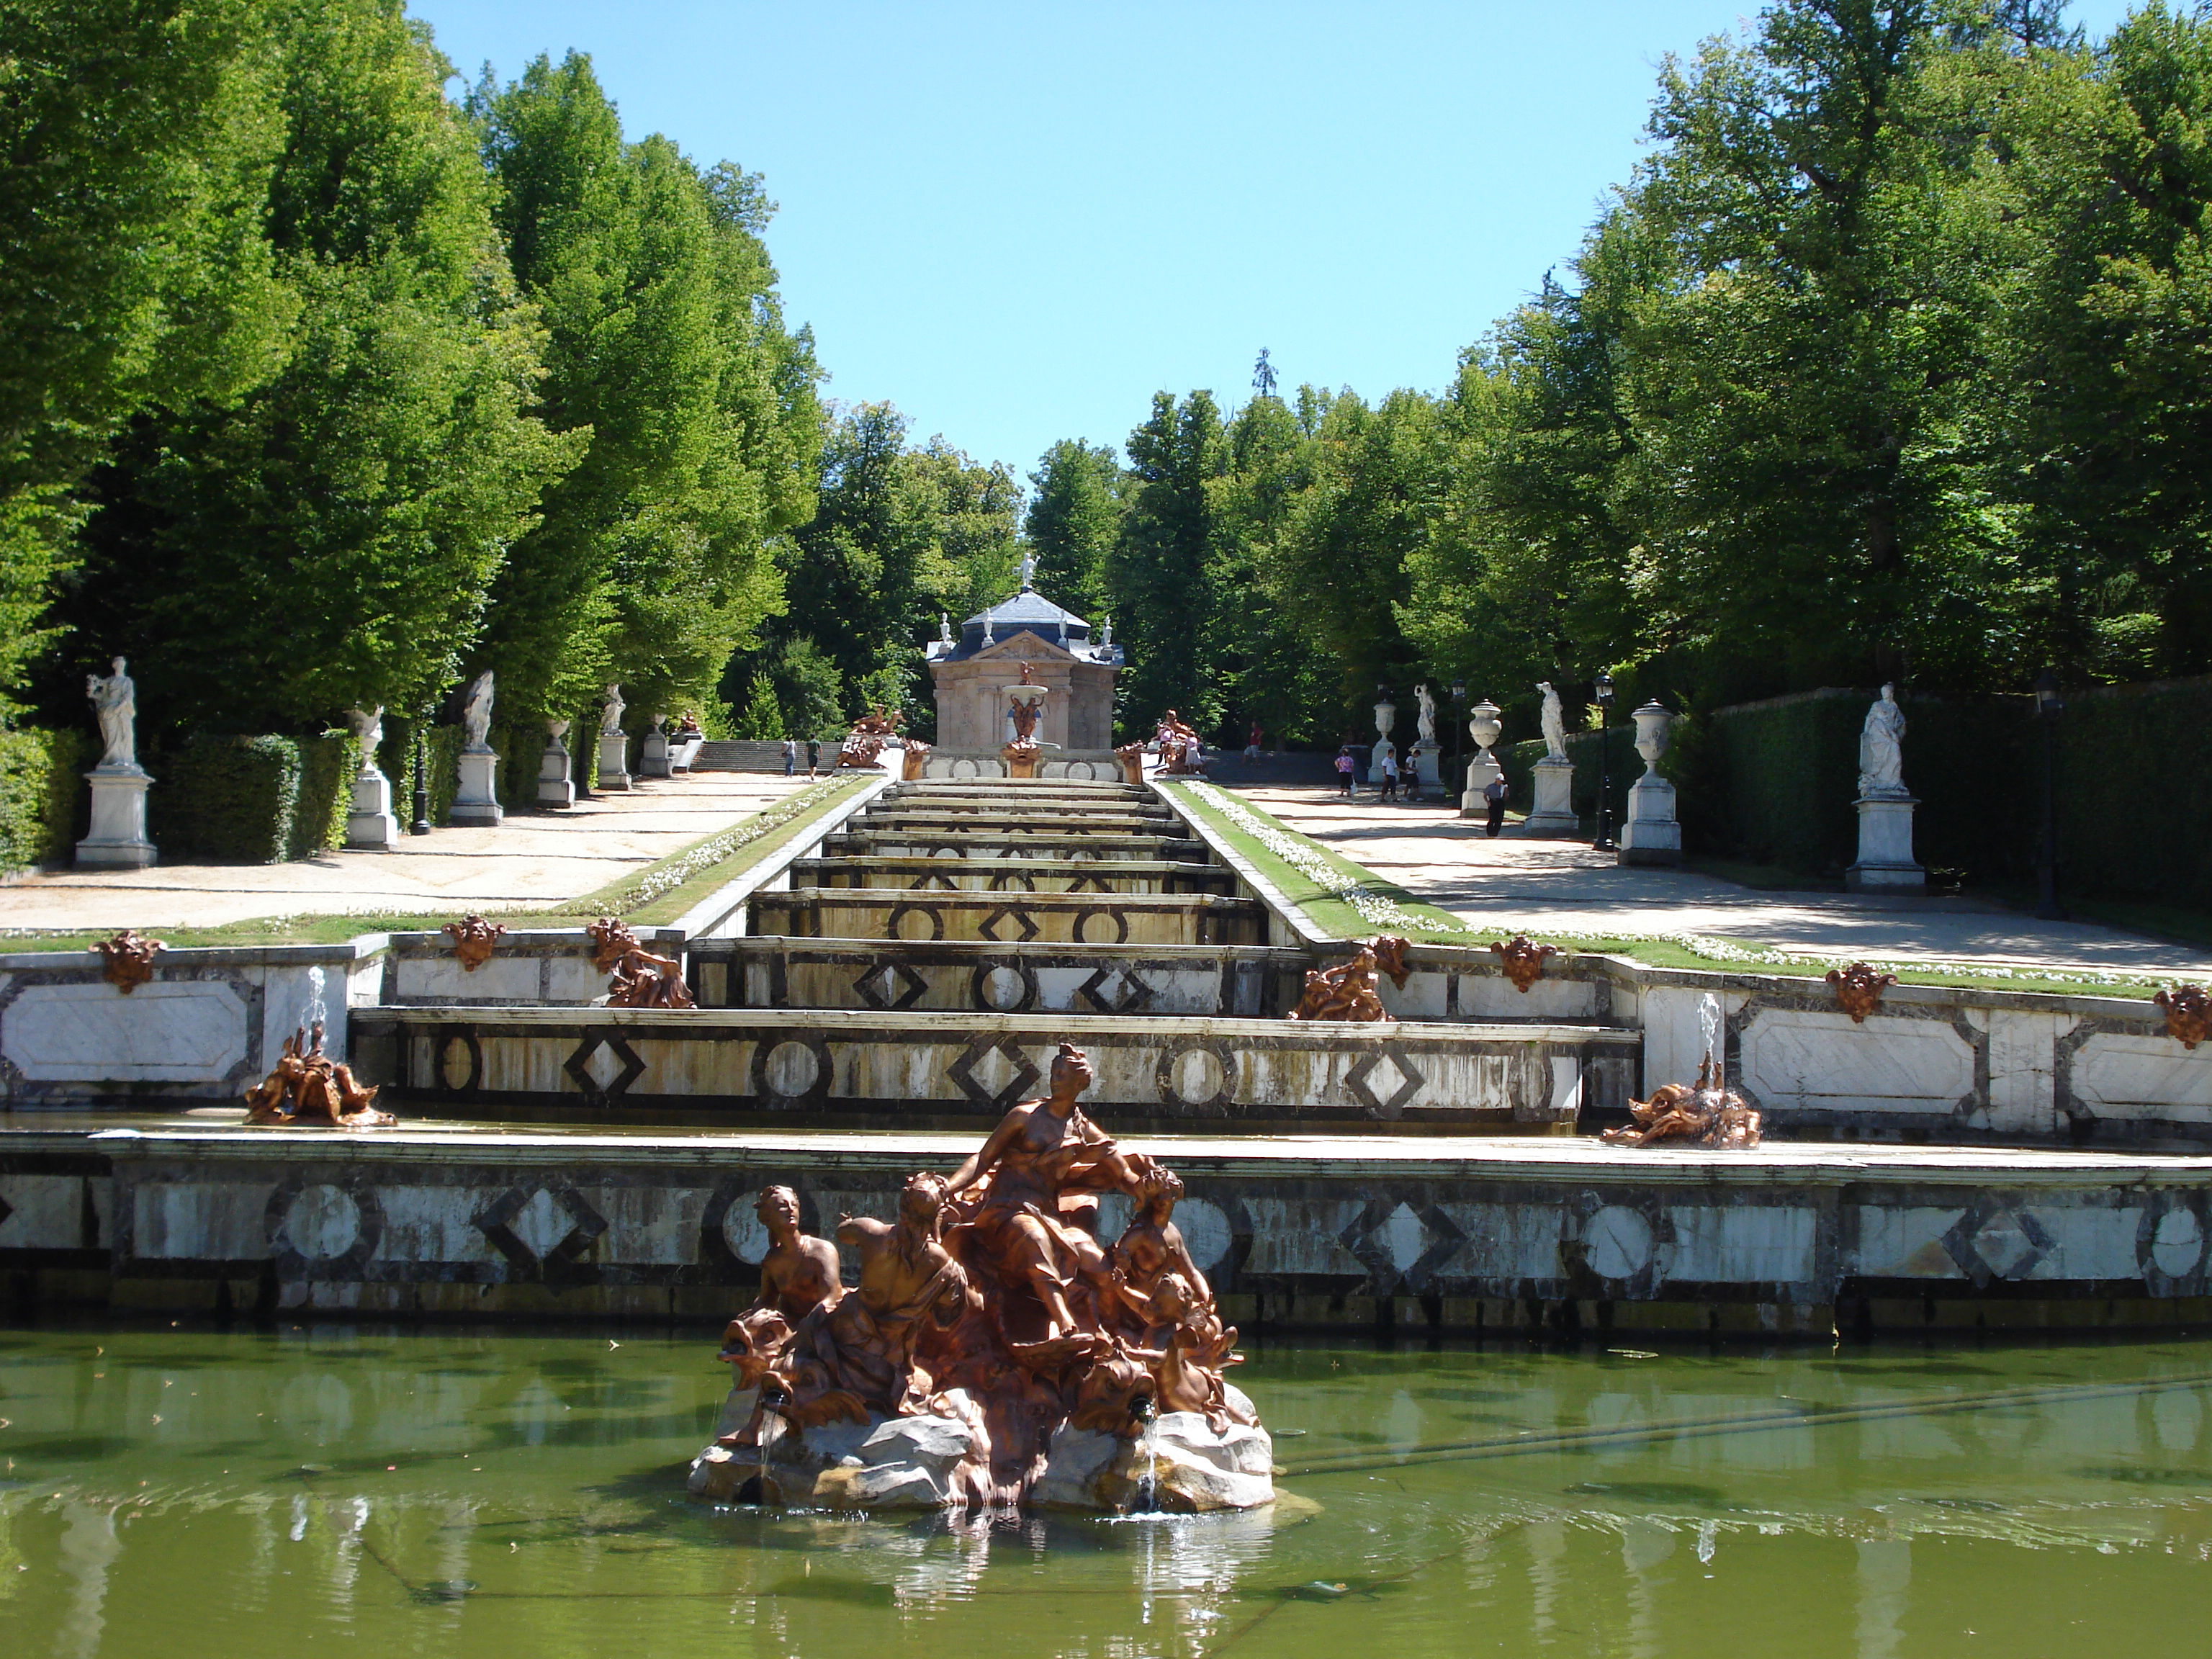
[1678,676,2212,904]
[0,727,86,870]
[290,732,356,860]
[153,734,302,863]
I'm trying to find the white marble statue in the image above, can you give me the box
[1416,683,1439,745]
[1100,614,1113,647]
[1018,551,1038,590]
[938,611,953,646]
[346,707,384,778]
[1858,683,1908,797]
[86,657,138,770]
[1537,681,1568,761]
[460,670,495,752]
[601,683,626,735]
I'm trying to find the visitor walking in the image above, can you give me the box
[781,737,797,777]
[1483,773,1509,837]
[1379,748,1400,802]
[1334,747,1355,798]
[1244,720,1262,760]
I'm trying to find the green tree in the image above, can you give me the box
[1022,439,1124,618]
[66,0,574,731]
[471,52,819,724]
[1989,4,2212,676]
[1110,392,1229,734]
[0,0,292,706]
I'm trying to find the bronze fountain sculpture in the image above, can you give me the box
[691,1042,1272,1513]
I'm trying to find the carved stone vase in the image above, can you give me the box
[1617,700,1681,866]
[1460,698,1504,817]
[539,719,576,809]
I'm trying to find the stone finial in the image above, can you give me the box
[1489,934,1560,992]
[444,913,505,971]
[2155,984,2211,1050]
[1826,961,1897,1023]
[93,928,164,994]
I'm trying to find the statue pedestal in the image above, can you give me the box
[76,767,155,868]
[1411,748,1442,788]
[1517,757,1580,837]
[639,727,671,778]
[1846,793,1925,891]
[1459,754,1503,818]
[1618,774,1682,866]
[449,748,503,826]
[597,731,631,791]
[345,770,400,850]
[538,731,575,808]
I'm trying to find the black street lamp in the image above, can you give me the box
[2035,667,2065,920]
[1449,679,1467,799]
[1592,670,1617,851]
[410,701,433,836]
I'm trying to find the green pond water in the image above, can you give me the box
[3,1324,2211,1656]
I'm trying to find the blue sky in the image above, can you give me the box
[411,1,2142,480]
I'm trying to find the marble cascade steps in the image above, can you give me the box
[820,830,1210,863]
[787,856,1236,896]
[747,889,1268,948]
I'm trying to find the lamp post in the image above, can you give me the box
[409,701,433,836]
[1449,679,1466,799]
[2035,667,2065,920]
[1592,670,1617,851]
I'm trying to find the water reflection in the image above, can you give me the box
[4,1326,2212,1655]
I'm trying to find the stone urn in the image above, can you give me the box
[1467,698,1502,760]
[1373,700,1396,745]
[1629,701,1673,778]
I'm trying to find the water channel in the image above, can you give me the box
[3,1323,2209,1656]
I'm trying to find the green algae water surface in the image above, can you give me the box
[4,1325,2211,1657]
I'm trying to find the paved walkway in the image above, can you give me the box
[0,773,809,932]
[1234,785,2212,976]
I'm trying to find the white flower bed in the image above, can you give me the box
[1174,781,2184,996]
[597,776,858,915]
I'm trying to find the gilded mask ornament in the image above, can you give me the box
[2155,984,2211,1050]
[1826,961,1897,1023]
[1489,935,1560,993]
[93,928,164,994]
[444,913,505,971]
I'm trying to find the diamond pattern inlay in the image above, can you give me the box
[473,1182,608,1273]
[1344,1050,1424,1118]
[975,907,1040,943]
[947,1035,1040,1110]
[1077,966,1154,1015]
[853,963,928,1011]
[1941,1201,2054,1287]
[562,1030,644,1109]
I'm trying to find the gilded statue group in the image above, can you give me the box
[714,1043,1249,1507]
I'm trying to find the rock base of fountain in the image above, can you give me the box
[688,1383,1272,1514]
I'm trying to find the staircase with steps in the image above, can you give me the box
[361,776,1639,1130]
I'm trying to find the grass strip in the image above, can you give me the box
[1164,779,2195,1000]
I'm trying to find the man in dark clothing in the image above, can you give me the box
[1483,774,1509,837]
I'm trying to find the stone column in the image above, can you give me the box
[77,765,156,868]
[1460,699,1503,818]
[538,719,575,808]
[1518,759,1580,837]
[639,714,671,778]
[343,709,398,850]
[1617,701,1681,866]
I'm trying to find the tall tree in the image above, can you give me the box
[64,0,574,730]
[1022,439,1124,618]
[0,0,292,707]
[1110,392,1228,734]
[471,52,819,724]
